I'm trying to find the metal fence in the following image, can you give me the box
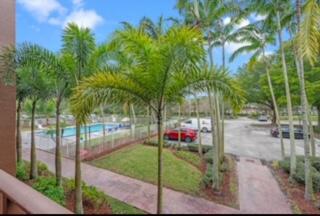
[22,119,178,160]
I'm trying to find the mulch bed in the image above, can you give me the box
[200,155,239,209]
[270,165,320,214]
[172,150,239,209]
[65,190,112,214]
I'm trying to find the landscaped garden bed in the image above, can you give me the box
[270,157,320,214]
[90,143,239,209]
[16,161,144,214]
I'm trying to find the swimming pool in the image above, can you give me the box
[39,123,122,138]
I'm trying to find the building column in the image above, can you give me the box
[0,0,16,175]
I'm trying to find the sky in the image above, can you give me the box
[16,0,285,74]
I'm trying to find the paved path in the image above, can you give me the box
[22,149,239,214]
[237,156,292,214]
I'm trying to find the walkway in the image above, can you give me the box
[237,156,292,214]
[22,149,239,214]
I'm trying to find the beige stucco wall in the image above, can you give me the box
[0,0,16,175]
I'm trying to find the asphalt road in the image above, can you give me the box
[172,117,320,161]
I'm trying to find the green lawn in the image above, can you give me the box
[174,150,202,168]
[91,145,202,195]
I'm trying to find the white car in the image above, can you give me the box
[181,118,212,133]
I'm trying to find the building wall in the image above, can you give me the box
[0,0,16,175]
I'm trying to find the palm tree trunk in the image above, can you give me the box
[221,98,225,159]
[100,106,106,145]
[147,106,151,142]
[16,99,22,163]
[309,114,316,157]
[84,124,88,149]
[222,42,226,69]
[178,103,182,149]
[276,11,296,171]
[317,106,320,128]
[55,96,62,187]
[30,99,38,179]
[208,90,220,190]
[195,97,202,156]
[296,0,313,200]
[266,68,285,159]
[75,121,83,214]
[156,108,164,214]
[214,92,223,162]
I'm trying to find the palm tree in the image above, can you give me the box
[62,23,96,214]
[230,23,286,159]
[297,0,320,65]
[17,43,54,179]
[70,25,207,214]
[295,0,314,200]
[250,0,296,172]
[46,53,74,187]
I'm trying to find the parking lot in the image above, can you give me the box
[169,117,320,161]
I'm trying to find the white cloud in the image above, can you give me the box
[72,0,84,8]
[63,9,103,29]
[18,0,66,22]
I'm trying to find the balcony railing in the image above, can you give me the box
[0,169,72,214]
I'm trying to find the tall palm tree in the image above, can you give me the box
[295,0,314,200]
[250,0,296,172]
[62,23,96,214]
[70,25,208,213]
[17,43,54,179]
[230,23,286,159]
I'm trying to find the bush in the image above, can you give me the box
[37,161,49,176]
[32,177,65,206]
[201,163,213,188]
[143,140,172,148]
[82,184,107,208]
[280,157,320,192]
[204,150,214,164]
[16,161,28,181]
[181,144,212,153]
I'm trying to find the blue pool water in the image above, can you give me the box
[39,123,122,138]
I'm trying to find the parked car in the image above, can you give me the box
[258,115,268,122]
[270,126,307,140]
[163,128,197,143]
[181,118,212,133]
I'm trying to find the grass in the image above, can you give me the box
[104,195,144,214]
[174,150,202,168]
[91,144,202,195]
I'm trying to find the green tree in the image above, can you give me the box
[18,43,54,179]
[62,23,96,214]
[70,25,207,213]
[230,23,286,159]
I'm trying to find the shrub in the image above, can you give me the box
[37,161,49,176]
[203,150,215,164]
[143,140,171,148]
[201,163,213,188]
[32,177,65,205]
[16,161,28,181]
[82,184,106,208]
[280,157,320,192]
[181,144,212,153]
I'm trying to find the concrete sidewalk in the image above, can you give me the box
[237,157,292,214]
[23,149,239,214]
